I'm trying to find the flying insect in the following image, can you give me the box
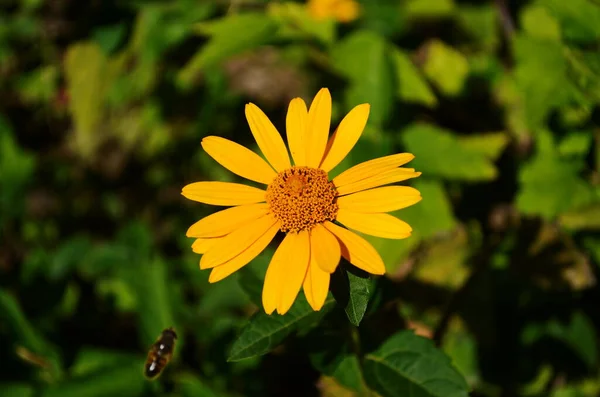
[144,327,177,379]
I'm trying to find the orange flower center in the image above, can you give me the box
[266,166,338,233]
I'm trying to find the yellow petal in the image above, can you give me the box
[323,221,385,275]
[333,153,415,187]
[310,223,341,273]
[336,168,421,196]
[303,260,330,311]
[337,186,422,213]
[200,214,278,269]
[262,234,292,314]
[305,88,332,167]
[208,222,279,283]
[286,98,308,166]
[191,237,222,254]
[245,103,291,172]
[182,182,265,206]
[319,104,370,172]
[201,136,277,184]
[186,203,269,238]
[336,209,412,239]
[277,230,310,314]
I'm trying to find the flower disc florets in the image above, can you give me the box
[266,166,338,233]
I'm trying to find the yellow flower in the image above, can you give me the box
[182,88,421,315]
[307,0,360,23]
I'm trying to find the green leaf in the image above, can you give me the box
[344,270,371,326]
[402,123,498,181]
[0,117,35,223]
[359,0,407,37]
[313,351,364,392]
[178,13,277,89]
[308,323,365,392]
[517,130,595,219]
[520,5,561,40]
[457,5,499,50]
[458,132,509,160]
[124,257,177,347]
[0,383,35,397]
[442,320,480,386]
[364,330,469,397]
[557,130,592,157]
[539,0,600,44]
[331,264,372,326]
[69,348,142,377]
[405,0,455,18]
[41,362,145,397]
[513,35,569,129]
[331,30,394,126]
[93,23,127,54]
[562,312,597,368]
[522,311,597,368]
[391,47,437,107]
[267,2,335,45]
[423,40,469,96]
[49,236,92,280]
[64,42,108,157]
[0,289,54,356]
[15,65,58,104]
[176,374,222,397]
[228,294,335,361]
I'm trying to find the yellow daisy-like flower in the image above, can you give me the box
[307,0,361,23]
[182,88,421,315]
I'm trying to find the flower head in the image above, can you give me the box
[307,0,360,23]
[182,88,421,315]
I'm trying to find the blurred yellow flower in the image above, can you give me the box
[182,88,421,315]
[307,0,360,23]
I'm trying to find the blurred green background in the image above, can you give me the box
[1,0,600,396]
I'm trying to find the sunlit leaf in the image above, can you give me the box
[423,39,469,96]
[402,123,498,181]
[268,2,335,45]
[513,35,569,129]
[331,30,394,126]
[517,130,595,220]
[539,0,600,44]
[406,0,455,18]
[391,47,437,107]
[458,132,509,160]
[520,5,561,40]
[64,42,108,157]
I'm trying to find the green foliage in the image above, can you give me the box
[364,331,470,397]
[331,30,394,125]
[2,0,600,395]
[0,117,35,223]
[517,130,595,220]
[402,123,499,181]
[423,40,470,96]
[228,294,335,361]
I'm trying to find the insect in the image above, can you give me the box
[144,327,177,379]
